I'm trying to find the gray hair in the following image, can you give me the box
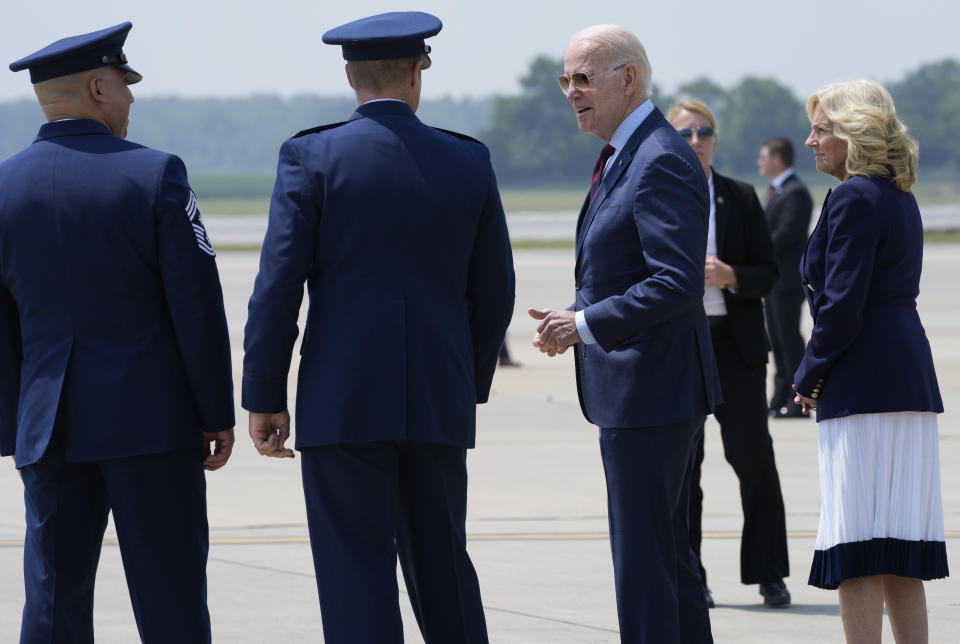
[569,24,652,99]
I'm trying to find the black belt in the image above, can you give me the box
[707,315,727,328]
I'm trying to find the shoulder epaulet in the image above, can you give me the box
[432,127,484,145]
[293,121,349,139]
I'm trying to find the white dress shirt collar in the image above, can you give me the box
[603,99,655,177]
[771,167,795,190]
[361,98,407,106]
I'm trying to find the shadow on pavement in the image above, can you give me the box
[714,603,840,616]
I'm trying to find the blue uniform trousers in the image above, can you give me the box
[19,433,210,644]
[300,441,488,644]
[599,419,713,644]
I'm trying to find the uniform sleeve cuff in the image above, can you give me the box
[241,375,288,414]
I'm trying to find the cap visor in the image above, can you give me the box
[117,63,142,84]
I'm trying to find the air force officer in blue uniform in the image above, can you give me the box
[531,25,722,644]
[0,23,235,643]
[242,12,515,644]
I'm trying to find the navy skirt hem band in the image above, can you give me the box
[808,537,949,590]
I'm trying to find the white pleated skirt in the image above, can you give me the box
[809,411,949,589]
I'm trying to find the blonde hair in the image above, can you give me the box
[570,25,652,99]
[665,99,717,131]
[806,79,918,191]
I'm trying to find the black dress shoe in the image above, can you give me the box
[704,585,715,609]
[759,580,791,607]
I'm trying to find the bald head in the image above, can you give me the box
[34,65,134,138]
[34,70,97,110]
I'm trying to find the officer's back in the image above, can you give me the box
[0,125,226,461]
[244,25,514,450]
[242,14,512,643]
[293,108,502,433]
[1,22,234,643]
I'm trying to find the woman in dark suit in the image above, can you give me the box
[796,79,946,643]
[666,100,791,609]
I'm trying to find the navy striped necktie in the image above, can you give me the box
[589,144,616,203]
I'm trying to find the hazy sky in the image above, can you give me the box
[1,0,955,103]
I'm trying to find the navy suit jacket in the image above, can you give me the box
[765,173,813,295]
[796,175,942,420]
[574,108,722,428]
[712,170,779,366]
[0,119,235,467]
[242,100,515,449]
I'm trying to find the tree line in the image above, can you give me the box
[0,94,490,180]
[0,57,956,189]
[484,57,960,186]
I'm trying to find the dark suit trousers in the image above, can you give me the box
[599,420,713,644]
[764,290,806,408]
[689,320,789,586]
[300,441,488,644]
[19,433,210,644]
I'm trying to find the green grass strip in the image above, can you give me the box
[923,230,960,243]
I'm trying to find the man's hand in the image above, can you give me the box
[705,255,737,289]
[249,411,295,459]
[202,428,236,471]
[528,308,581,357]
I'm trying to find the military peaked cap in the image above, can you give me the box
[322,11,442,69]
[9,22,142,85]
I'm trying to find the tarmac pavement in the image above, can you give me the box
[0,246,957,642]
[202,204,960,247]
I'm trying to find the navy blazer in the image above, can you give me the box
[765,173,813,295]
[575,108,722,428]
[795,175,942,420]
[0,119,235,467]
[711,170,779,366]
[242,100,515,449]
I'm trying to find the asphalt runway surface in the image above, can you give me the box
[0,246,957,642]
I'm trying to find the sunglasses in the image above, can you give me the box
[557,63,627,92]
[677,126,715,140]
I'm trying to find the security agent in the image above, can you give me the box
[757,137,813,418]
[1,22,235,643]
[242,11,514,644]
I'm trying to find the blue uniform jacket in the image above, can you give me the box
[575,108,722,428]
[0,119,235,467]
[242,100,515,449]
[795,175,943,420]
